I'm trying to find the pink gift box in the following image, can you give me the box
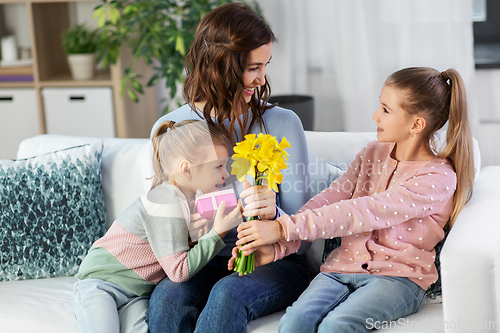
[195,189,238,220]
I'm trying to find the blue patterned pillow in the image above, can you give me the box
[0,140,106,281]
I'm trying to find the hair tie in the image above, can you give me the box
[441,71,449,82]
[167,120,176,131]
[203,38,209,50]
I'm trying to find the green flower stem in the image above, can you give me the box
[234,170,264,276]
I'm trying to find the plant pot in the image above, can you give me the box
[67,53,95,80]
[269,95,315,131]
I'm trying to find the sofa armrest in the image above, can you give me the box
[440,166,500,332]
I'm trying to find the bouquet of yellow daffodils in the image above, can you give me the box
[231,133,291,275]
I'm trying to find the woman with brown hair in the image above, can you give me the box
[147,3,311,333]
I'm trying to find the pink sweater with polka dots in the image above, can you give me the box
[274,140,456,290]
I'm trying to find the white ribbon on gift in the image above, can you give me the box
[195,189,235,219]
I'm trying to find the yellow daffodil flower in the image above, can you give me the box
[230,133,291,193]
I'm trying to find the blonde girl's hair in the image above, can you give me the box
[183,2,277,146]
[384,67,474,227]
[150,119,229,190]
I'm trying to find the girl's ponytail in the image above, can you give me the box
[436,69,474,227]
[385,67,475,227]
[150,121,176,190]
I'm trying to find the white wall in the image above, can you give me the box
[471,70,500,167]
[253,0,499,168]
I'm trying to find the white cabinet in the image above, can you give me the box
[42,87,116,137]
[0,88,41,159]
[0,1,157,139]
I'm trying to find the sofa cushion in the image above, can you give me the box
[0,140,106,281]
[0,276,79,333]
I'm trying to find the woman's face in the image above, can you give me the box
[242,42,273,104]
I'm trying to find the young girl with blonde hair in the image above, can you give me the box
[234,67,475,332]
[73,120,243,333]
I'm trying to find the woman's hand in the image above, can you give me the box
[227,244,275,271]
[239,180,277,220]
[235,219,282,253]
[212,200,244,238]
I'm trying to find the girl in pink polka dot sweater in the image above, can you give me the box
[73,120,243,333]
[232,67,475,332]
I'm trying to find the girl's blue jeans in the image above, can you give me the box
[278,272,426,333]
[73,279,149,333]
[146,254,309,333]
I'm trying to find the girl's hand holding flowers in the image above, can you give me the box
[235,219,282,255]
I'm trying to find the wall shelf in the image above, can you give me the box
[0,0,158,141]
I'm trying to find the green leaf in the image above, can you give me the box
[170,80,177,99]
[127,88,139,102]
[98,14,107,28]
[175,34,185,56]
[123,4,137,15]
[92,5,105,19]
[108,7,121,25]
[147,73,161,87]
[131,79,144,94]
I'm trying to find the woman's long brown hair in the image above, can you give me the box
[183,2,277,146]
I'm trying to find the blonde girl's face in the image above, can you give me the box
[189,144,230,195]
[372,85,415,144]
[242,42,273,104]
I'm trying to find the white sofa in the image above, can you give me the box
[0,131,498,333]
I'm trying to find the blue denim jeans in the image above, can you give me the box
[278,272,426,333]
[146,254,309,333]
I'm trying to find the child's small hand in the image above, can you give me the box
[227,246,239,271]
[188,212,210,242]
[240,180,277,220]
[235,219,281,252]
[213,199,244,238]
[227,244,275,271]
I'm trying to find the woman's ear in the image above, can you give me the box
[411,116,427,134]
[179,160,192,182]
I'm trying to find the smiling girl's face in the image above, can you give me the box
[372,85,415,144]
[187,144,230,197]
[242,42,273,104]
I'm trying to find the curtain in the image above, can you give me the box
[257,0,476,132]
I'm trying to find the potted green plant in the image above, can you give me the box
[61,24,97,81]
[92,0,262,111]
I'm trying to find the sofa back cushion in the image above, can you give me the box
[305,131,376,198]
[17,135,149,227]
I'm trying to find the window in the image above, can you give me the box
[474,0,500,69]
